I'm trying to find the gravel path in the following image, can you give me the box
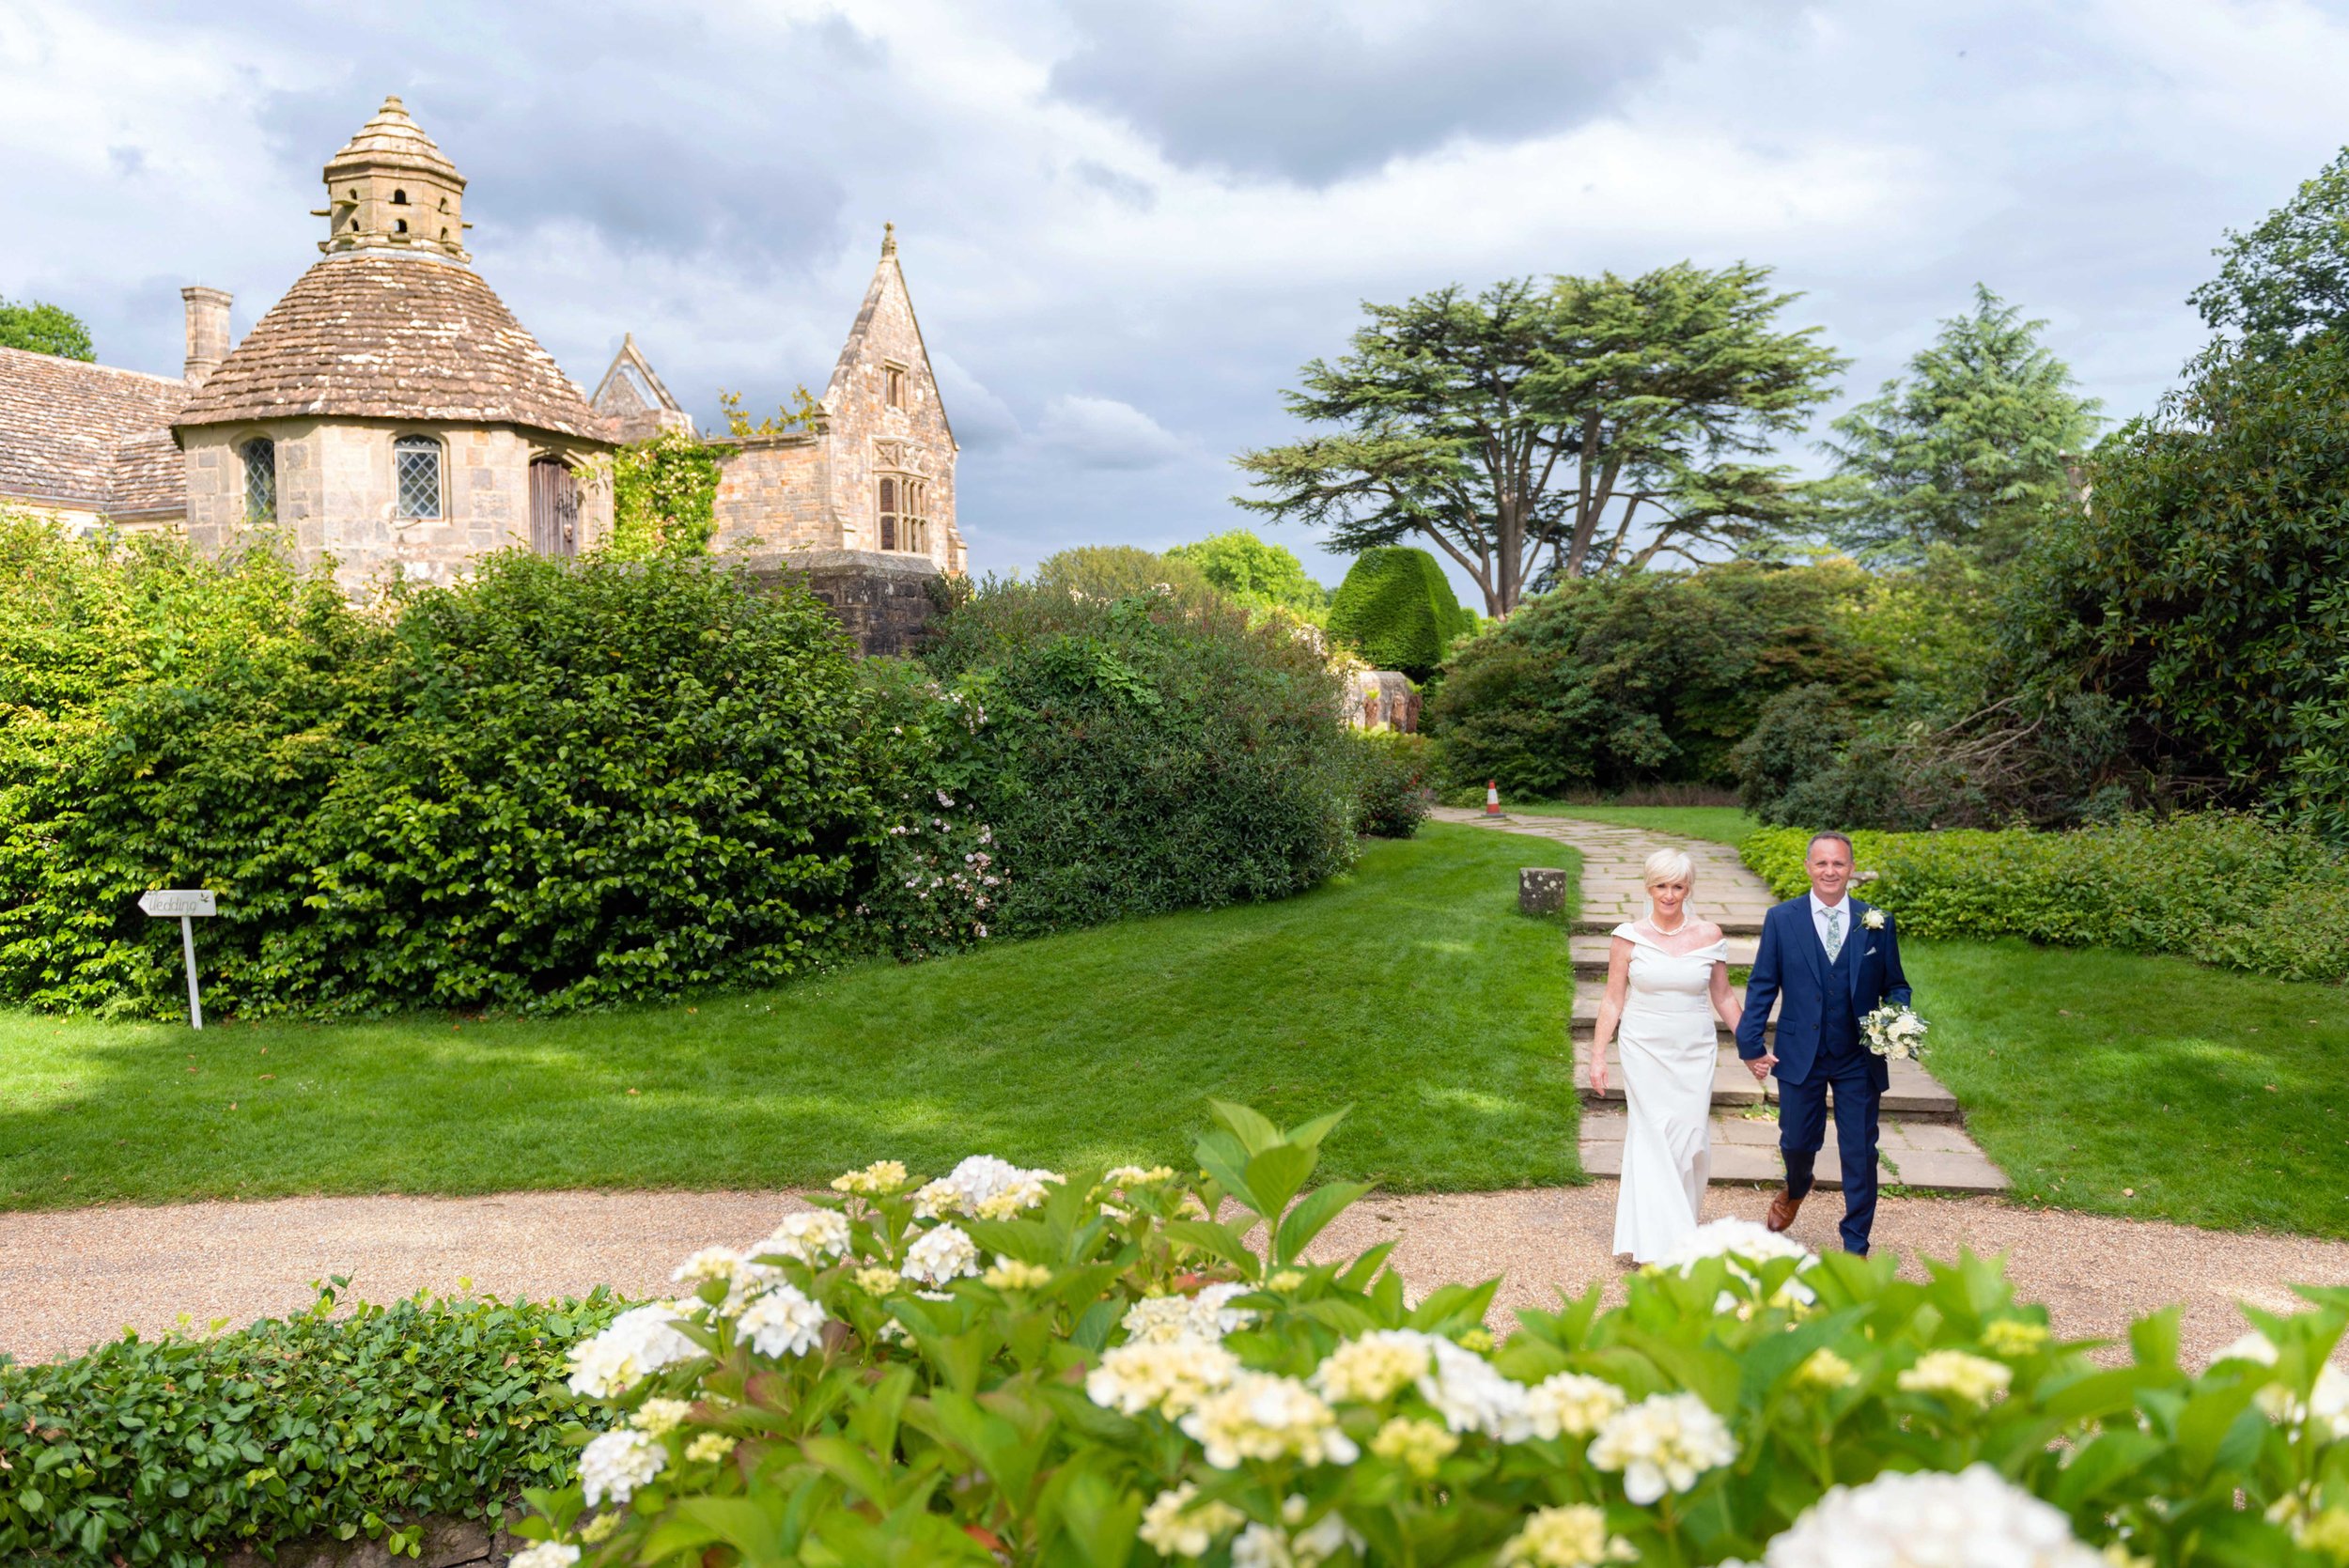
[7,1185,2343,1367]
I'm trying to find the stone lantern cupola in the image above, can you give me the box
[315,95,470,261]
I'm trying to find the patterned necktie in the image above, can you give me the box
[1824,906,1843,961]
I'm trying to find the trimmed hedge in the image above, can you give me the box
[1326,547,1470,679]
[0,1285,615,1567]
[1742,814,2349,982]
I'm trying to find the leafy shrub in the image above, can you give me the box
[1346,730,1432,839]
[1741,814,2349,982]
[0,1283,615,1567]
[6,549,896,1017]
[1165,530,1329,616]
[609,427,724,559]
[1032,546,1214,604]
[851,658,1004,957]
[1325,547,1470,679]
[919,582,1358,935]
[514,1102,2349,1566]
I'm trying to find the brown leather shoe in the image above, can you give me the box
[1765,1188,1804,1233]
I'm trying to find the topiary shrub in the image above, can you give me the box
[509,1101,2349,1566]
[918,582,1358,935]
[0,1283,616,1567]
[1325,548,1470,680]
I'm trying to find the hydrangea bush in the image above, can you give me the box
[514,1104,2349,1565]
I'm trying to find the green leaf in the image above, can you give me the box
[1273,1181,1370,1265]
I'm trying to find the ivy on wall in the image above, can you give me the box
[610,427,724,558]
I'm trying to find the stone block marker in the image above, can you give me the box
[1518,866,1572,916]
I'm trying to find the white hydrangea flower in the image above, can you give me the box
[1498,1504,1637,1567]
[910,1155,1062,1219]
[1794,1349,1859,1390]
[1231,1497,1365,1568]
[684,1433,737,1465]
[829,1158,909,1196]
[738,1282,828,1358]
[1587,1391,1737,1504]
[1898,1350,2013,1408]
[1105,1164,1176,1187]
[902,1223,982,1285]
[1981,1319,2051,1358]
[1179,1374,1361,1469]
[1420,1335,1530,1436]
[2258,1365,2349,1439]
[672,1246,746,1290]
[1085,1338,1240,1417]
[1137,1483,1246,1558]
[1370,1415,1458,1478]
[508,1545,581,1568]
[1122,1282,1256,1344]
[630,1398,694,1436]
[1505,1372,1629,1441]
[1760,1464,2107,1566]
[566,1303,701,1399]
[982,1256,1054,1290]
[1311,1329,1437,1404]
[1652,1218,1816,1276]
[758,1209,852,1265]
[2217,1330,2279,1366]
[580,1429,667,1507]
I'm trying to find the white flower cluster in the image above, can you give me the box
[1232,1496,1364,1568]
[1654,1217,1816,1277]
[1309,1330,1433,1404]
[566,1303,701,1398]
[910,1155,1062,1219]
[1498,1504,1636,1568]
[1139,1483,1245,1558]
[670,1246,781,1317]
[1859,1002,1929,1062]
[580,1429,667,1507]
[1757,1464,2107,1566]
[1123,1282,1255,1344]
[2256,1364,2349,1440]
[1086,1338,1241,1417]
[1179,1374,1361,1469]
[757,1209,851,1264]
[1586,1391,1738,1505]
[507,1545,580,1568]
[1897,1350,2013,1408]
[739,1283,829,1358]
[902,1222,982,1285]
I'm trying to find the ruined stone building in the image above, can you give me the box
[0,96,964,644]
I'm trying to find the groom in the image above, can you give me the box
[1735,830,1910,1256]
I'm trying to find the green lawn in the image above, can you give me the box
[0,825,1580,1210]
[1506,802,1761,846]
[1906,939,2349,1238]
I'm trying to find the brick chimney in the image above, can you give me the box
[181,286,232,386]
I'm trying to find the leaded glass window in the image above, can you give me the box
[394,436,442,520]
[241,439,276,525]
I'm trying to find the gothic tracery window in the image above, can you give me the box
[395,435,443,520]
[241,438,276,526]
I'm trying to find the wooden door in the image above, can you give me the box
[530,458,579,556]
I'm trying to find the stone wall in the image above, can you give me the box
[746,547,943,659]
[709,435,830,553]
[1349,670,1421,733]
[220,1512,522,1568]
[821,253,963,574]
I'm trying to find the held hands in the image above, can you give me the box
[1746,1052,1776,1083]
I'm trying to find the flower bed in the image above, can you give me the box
[511,1104,2349,1565]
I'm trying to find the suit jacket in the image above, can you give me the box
[1735,895,1911,1089]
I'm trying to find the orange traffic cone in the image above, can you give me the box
[1486,780,1501,816]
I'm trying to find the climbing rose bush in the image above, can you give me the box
[514,1104,2349,1565]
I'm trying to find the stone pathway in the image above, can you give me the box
[1428,806,2006,1193]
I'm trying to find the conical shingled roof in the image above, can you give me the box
[325,95,461,183]
[173,251,609,443]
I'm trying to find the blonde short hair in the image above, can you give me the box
[1642,847,1695,890]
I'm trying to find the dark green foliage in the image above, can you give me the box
[1742,815,2349,983]
[1325,547,1470,678]
[1824,285,2100,565]
[2189,143,2349,357]
[610,427,724,558]
[0,1285,614,1567]
[1237,266,1845,613]
[2000,335,2349,834]
[1030,544,1213,603]
[1430,562,1887,798]
[0,296,94,360]
[1346,730,1433,838]
[919,581,1359,934]
[4,540,896,1017]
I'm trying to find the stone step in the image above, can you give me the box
[1571,992,1775,1042]
[1570,933,1759,978]
[1576,914,1766,937]
[1579,1110,2008,1193]
[1574,1042,1960,1122]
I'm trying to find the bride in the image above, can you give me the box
[1588,847,1743,1264]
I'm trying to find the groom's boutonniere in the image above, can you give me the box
[1862,908,1886,930]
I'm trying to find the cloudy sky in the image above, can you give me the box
[4,0,2344,592]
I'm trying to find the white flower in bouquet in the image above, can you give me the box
[1758,1464,2107,1566]
[1587,1391,1737,1504]
[1138,1483,1245,1558]
[1506,1372,1630,1441]
[1498,1504,1636,1568]
[580,1429,667,1507]
[1179,1373,1360,1468]
[1085,1337,1239,1417]
[737,1283,829,1358]
[757,1209,851,1265]
[1898,1349,2013,1407]
[566,1302,701,1398]
[901,1222,982,1284]
[1860,1004,1930,1062]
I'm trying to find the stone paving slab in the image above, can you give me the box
[1574,1042,1960,1121]
[1570,933,1759,976]
[1579,1111,2010,1192]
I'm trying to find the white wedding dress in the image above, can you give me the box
[1610,923,1730,1263]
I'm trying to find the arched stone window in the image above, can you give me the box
[241,438,276,526]
[391,188,408,205]
[394,435,443,520]
[394,219,409,234]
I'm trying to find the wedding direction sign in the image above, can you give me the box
[138,889,217,1029]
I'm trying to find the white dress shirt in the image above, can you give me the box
[1809,891,1853,957]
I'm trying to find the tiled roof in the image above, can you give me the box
[175,251,610,444]
[0,345,185,514]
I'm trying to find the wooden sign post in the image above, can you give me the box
[138,889,217,1029]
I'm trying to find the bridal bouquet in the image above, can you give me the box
[1860,1001,1929,1061]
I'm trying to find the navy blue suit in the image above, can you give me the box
[1735,895,1910,1254]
